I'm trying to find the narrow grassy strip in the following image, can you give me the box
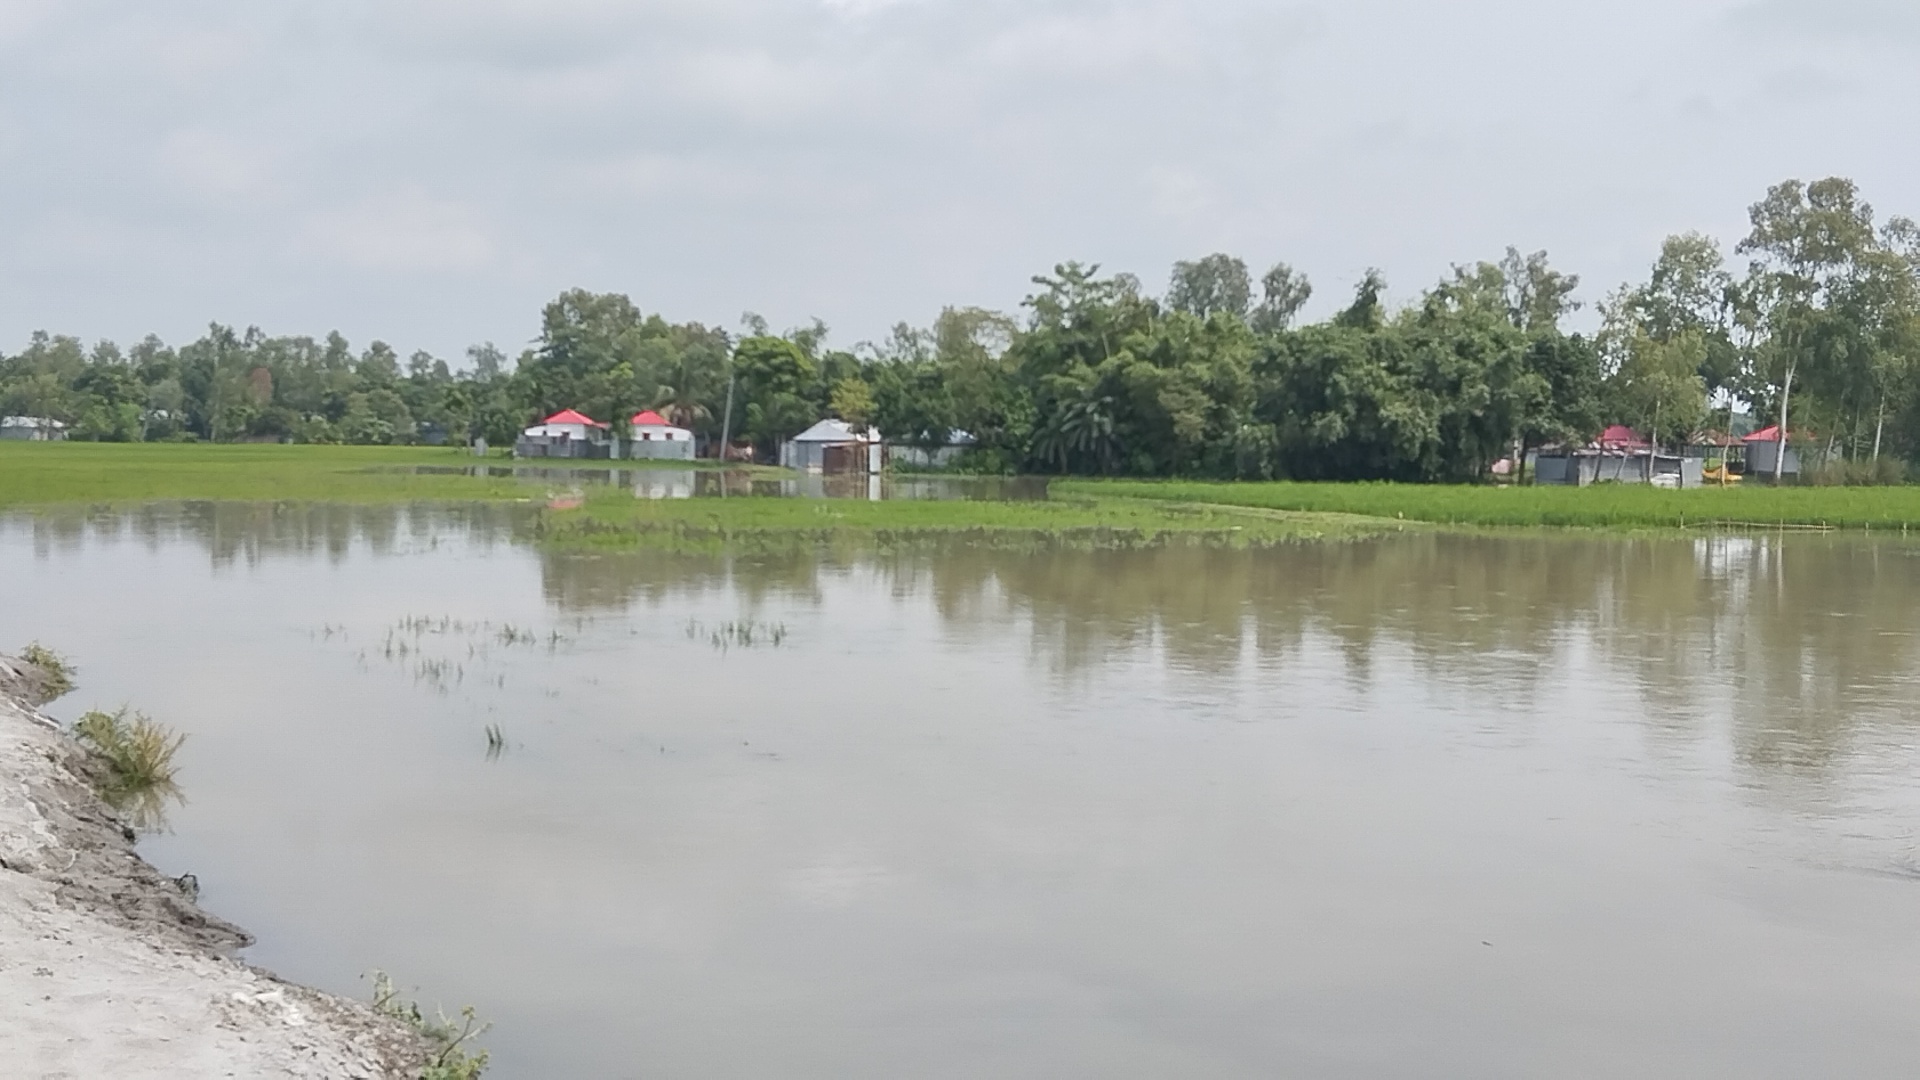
[0,443,543,507]
[0,443,804,508]
[1057,478,1920,531]
[535,490,1402,552]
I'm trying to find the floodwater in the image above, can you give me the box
[6,503,1920,1078]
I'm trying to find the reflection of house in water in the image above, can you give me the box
[781,420,883,474]
[775,473,885,500]
[631,470,697,500]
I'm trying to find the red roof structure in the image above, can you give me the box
[630,410,671,427]
[1597,424,1649,449]
[1743,425,1796,443]
[541,409,606,427]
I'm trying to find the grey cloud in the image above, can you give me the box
[0,0,1916,359]
[1732,0,1920,40]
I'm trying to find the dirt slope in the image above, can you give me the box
[0,653,432,1079]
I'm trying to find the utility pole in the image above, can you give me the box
[717,357,737,495]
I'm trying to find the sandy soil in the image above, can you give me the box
[0,654,433,1079]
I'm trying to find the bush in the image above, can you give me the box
[19,642,75,701]
[72,707,184,802]
[1805,457,1912,486]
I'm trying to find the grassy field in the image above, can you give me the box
[0,443,541,507]
[9,443,1920,537]
[535,490,1401,551]
[1058,478,1920,531]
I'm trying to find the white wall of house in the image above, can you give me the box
[628,423,695,460]
[1746,441,1801,476]
[522,421,600,441]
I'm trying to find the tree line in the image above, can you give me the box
[5,175,1918,481]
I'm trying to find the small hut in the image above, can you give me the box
[1532,425,1700,487]
[1743,426,1801,479]
[0,416,67,441]
[781,419,883,474]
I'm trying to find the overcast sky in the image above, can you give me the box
[2,0,1915,361]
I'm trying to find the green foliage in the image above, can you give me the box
[828,376,875,428]
[72,707,186,828]
[369,971,491,1080]
[20,642,75,700]
[5,174,1920,482]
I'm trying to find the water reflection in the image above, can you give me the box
[11,503,1920,1076]
[409,464,1050,502]
[13,504,1920,788]
[544,532,1920,782]
[1,501,531,567]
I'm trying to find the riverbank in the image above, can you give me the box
[0,651,434,1078]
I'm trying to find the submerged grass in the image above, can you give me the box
[534,489,1404,553]
[1059,478,1920,532]
[0,442,535,508]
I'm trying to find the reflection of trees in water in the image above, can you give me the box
[7,502,531,567]
[539,531,1920,783]
[537,549,838,611]
[13,504,1918,784]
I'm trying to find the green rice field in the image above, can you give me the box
[1059,478,1920,531]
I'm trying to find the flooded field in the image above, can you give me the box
[6,503,1920,1077]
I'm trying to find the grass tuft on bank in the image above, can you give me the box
[1058,478,1920,531]
[71,707,186,831]
[20,643,76,701]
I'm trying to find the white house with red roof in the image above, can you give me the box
[627,410,695,460]
[515,409,614,458]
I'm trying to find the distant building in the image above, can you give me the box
[1532,425,1702,487]
[0,416,67,441]
[1742,426,1801,478]
[781,419,883,474]
[515,409,613,459]
[627,411,695,460]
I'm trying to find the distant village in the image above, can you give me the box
[494,406,1797,487]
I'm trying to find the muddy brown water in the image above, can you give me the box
[6,503,1920,1078]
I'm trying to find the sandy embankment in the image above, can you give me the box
[0,654,432,1079]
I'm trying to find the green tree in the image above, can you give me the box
[1167,254,1252,319]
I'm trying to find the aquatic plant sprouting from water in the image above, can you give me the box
[20,642,76,702]
[684,619,788,652]
[369,970,491,1080]
[484,723,506,760]
[71,707,186,830]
